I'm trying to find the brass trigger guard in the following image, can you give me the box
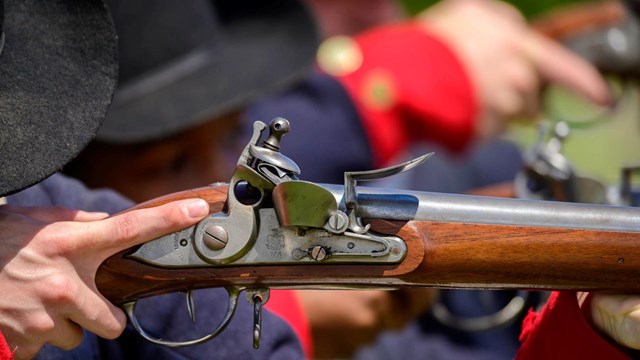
[123,286,242,347]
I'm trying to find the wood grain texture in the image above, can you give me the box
[124,185,229,213]
[96,184,640,304]
[393,221,640,291]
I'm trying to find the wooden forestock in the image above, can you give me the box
[96,184,640,305]
[532,0,625,40]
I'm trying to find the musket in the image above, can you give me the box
[95,118,640,348]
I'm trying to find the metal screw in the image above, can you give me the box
[309,246,327,261]
[292,248,306,260]
[329,213,347,230]
[390,246,400,256]
[618,257,625,264]
[203,225,228,251]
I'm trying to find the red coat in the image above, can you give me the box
[517,291,629,359]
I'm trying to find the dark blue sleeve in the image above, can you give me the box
[245,73,523,191]
[99,289,303,360]
[7,173,133,213]
[401,140,523,194]
[244,73,374,184]
[35,289,303,360]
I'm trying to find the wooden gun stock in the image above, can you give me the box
[533,1,626,40]
[96,184,640,305]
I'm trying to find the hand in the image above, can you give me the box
[0,199,209,359]
[589,293,640,350]
[419,0,611,139]
[297,289,435,359]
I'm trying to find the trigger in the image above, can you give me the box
[186,290,196,323]
[246,288,270,349]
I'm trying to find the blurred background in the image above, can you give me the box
[402,0,640,187]
[403,0,587,17]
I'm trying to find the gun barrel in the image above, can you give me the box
[321,185,640,291]
[323,185,640,233]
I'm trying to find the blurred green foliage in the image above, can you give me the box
[506,86,640,185]
[400,0,587,17]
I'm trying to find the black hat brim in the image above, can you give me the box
[97,1,318,143]
[0,0,118,196]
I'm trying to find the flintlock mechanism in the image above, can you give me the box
[123,118,429,347]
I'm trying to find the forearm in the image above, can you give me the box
[7,173,133,212]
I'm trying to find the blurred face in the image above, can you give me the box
[67,112,244,202]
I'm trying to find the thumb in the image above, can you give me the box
[523,32,612,106]
[591,293,640,350]
[64,198,210,255]
[0,205,109,223]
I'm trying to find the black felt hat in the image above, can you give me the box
[0,0,117,196]
[96,0,318,143]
